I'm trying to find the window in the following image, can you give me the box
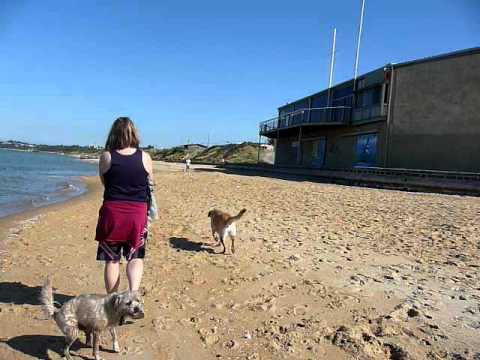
[311,93,328,108]
[331,95,353,122]
[356,86,382,108]
[357,78,366,89]
[355,133,378,166]
[279,104,293,128]
[291,100,308,125]
[333,85,354,99]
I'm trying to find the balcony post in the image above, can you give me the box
[297,126,303,165]
[274,129,280,167]
[257,133,261,164]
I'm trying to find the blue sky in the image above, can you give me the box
[0,0,478,147]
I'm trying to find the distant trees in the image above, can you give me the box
[35,144,101,154]
[0,141,103,154]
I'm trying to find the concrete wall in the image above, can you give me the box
[387,52,480,172]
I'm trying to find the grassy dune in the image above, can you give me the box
[151,142,272,165]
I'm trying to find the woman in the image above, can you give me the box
[95,117,154,293]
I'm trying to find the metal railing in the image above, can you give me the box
[259,106,351,134]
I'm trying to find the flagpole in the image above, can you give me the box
[328,27,337,89]
[353,0,366,89]
[327,27,337,111]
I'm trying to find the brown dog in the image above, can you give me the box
[208,208,246,254]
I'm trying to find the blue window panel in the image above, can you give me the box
[355,133,378,166]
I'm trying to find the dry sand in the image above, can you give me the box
[0,162,479,360]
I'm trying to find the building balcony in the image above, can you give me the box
[259,107,351,136]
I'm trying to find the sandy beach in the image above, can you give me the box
[0,162,479,360]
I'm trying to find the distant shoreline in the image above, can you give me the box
[0,144,101,160]
[0,150,97,220]
[0,147,37,153]
[0,147,100,162]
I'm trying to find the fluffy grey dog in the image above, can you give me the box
[40,276,144,360]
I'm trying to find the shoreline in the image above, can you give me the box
[0,176,101,271]
[0,175,92,221]
[0,175,98,223]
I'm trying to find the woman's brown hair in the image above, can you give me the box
[105,117,140,151]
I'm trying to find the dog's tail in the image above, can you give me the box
[226,208,247,226]
[40,276,56,318]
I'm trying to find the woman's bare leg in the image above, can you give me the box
[126,258,144,291]
[104,260,120,293]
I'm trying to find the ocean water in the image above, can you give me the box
[0,149,97,218]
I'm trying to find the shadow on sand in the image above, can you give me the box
[169,237,214,254]
[0,282,74,306]
[1,334,88,360]
[2,334,119,359]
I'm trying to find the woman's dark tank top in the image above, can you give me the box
[103,149,149,202]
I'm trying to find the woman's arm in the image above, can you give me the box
[142,151,154,182]
[98,151,111,185]
[143,151,159,222]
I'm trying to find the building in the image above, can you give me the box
[259,47,480,173]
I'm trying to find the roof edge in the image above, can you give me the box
[391,46,480,69]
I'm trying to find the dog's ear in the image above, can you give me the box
[208,210,213,218]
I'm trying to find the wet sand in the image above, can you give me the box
[0,162,479,359]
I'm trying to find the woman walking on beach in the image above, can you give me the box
[95,117,154,293]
